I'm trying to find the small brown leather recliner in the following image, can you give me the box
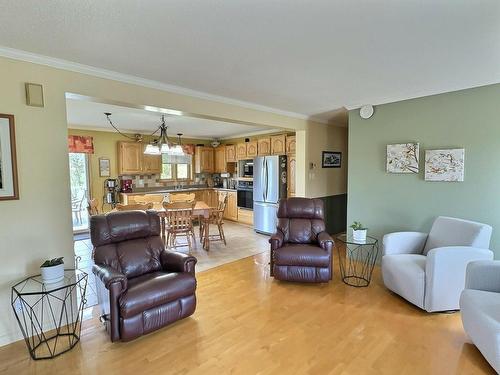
[91,210,197,342]
[269,198,334,283]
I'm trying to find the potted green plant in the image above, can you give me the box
[350,221,367,242]
[40,257,65,284]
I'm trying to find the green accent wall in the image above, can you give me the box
[347,83,500,258]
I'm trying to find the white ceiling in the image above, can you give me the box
[66,99,277,139]
[1,1,500,123]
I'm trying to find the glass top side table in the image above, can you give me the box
[336,234,379,287]
[11,269,88,360]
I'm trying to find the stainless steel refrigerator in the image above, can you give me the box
[253,155,287,234]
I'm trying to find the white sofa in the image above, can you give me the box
[382,216,493,312]
[460,261,500,373]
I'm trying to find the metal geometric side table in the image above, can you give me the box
[336,234,379,287]
[11,269,88,360]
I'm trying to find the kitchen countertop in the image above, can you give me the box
[120,187,238,195]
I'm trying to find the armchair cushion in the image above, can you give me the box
[382,254,426,309]
[273,244,331,268]
[465,260,500,293]
[382,232,428,256]
[119,271,196,318]
[92,264,128,291]
[423,216,492,255]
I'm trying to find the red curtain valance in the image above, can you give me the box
[182,144,195,155]
[68,135,94,154]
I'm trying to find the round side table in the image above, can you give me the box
[336,234,379,287]
[11,269,88,360]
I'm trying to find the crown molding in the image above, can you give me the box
[219,128,287,140]
[0,45,311,120]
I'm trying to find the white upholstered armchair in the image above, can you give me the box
[382,216,493,312]
[460,261,500,373]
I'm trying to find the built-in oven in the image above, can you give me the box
[238,159,254,178]
[237,180,253,209]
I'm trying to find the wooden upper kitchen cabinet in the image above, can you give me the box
[246,141,258,158]
[225,145,237,163]
[214,146,226,173]
[257,138,271,156]
[142,145,162,174]
[195,146,214,173]
[118,141,143,175]
[286,135,296,155]
[271,134,286,155]
[236,143,247,160]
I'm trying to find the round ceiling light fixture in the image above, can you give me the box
[359,105,374,119]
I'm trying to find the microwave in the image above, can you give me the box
[238,159,254,178]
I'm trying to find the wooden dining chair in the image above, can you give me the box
[162,201,196,252]
[87,198,99,216]
[200,193,228,248]
[115,203,154,211]
[167,192,195,203]
[139,194,166,210]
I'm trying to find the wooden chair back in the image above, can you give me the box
[139,194,166,210]
[163,202,195,232]
[210,193,228,223]
[87,198,99,216]
[168,193,195,203]
[115,203,154,211]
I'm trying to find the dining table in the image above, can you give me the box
[154,201,212,251]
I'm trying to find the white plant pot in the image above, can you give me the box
[352,229,367,242]
[40,264,65,284]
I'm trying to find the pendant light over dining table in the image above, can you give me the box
[104,112,184,156]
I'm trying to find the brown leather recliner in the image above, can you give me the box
[269,198,334,283]
[91,210,197,342]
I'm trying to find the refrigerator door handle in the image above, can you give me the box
[264,158,268,202]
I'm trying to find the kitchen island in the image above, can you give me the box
[119,187,240,222]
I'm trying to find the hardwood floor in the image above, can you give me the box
[0,252,494,374]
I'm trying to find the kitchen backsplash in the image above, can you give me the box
[120,173,212,189]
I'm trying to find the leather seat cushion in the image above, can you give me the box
[273,243,330,267]
[120,271,196,318]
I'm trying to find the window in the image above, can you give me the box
[161,154,192,180]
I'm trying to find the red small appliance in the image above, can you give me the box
[120,179,133,193]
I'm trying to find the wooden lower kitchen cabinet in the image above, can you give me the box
[237,208,253,225]
[120,193,165,209]
[219,190,238,221]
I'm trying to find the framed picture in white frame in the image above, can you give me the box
[0,114,19,200]
[99,157,111,177]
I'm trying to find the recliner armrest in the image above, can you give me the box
[269,230,284,250]
[92,264,127,291]
[318,231,334,252]
[161,250,197,274]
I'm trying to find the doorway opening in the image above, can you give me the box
[69,152,90,233]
